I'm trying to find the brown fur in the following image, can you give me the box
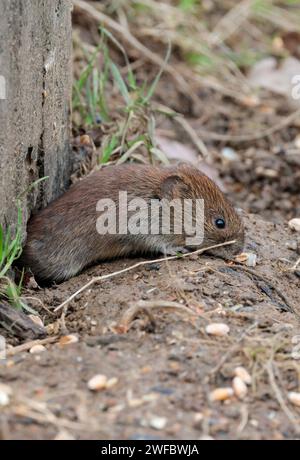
[19,164,244,282]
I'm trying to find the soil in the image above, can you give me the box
[1,1,300,441]
[1,213,300,440]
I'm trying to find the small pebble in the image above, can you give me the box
[234,367,252,385]
[286,240,298,251]
[288,392,300,407]
[255,166,278,178]
[29,344,46,354]
[289,218,300,233]
[206,323,230,337]
[221,147,239,162]
[87,374,108,391]
[209,387,234,402]
[232,377,248,399]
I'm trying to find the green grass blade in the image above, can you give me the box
[110,62,131,105]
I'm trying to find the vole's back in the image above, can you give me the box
[20,164,244,282]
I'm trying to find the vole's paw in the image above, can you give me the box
[161,246,190,257]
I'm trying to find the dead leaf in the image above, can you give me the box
[248,57,300,106]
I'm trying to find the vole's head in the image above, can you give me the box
[159,163,245,258]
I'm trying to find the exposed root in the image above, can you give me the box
[118,299,197,333]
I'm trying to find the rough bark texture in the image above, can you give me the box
[0,0,72,233]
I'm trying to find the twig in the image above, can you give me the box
[13,397,100,432]
[197,108,300,143]
[154,103,209,159]
[292,257,300,271]
[266,359,300,434]
[54,240,236,313]
[173,115,209,159]
[237,405,249,434]
[5,336,59,357]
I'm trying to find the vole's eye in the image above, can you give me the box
[215,218,226,229]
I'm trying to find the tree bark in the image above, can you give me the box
[0,0,73,232]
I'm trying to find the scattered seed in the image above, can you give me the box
[0,391,10,406]
[59,335,79,346]
[29,344,46,354]
[0,383,12,396]
[235,252,257,267]
[87,374,108,391]
[295,135,300,149]
[255,166,278,179]
[128,398,144,408]
[0,383,12,407]
[209,388,234,402]
[106,377,118,389]
[234,367,252,385]
[232,377,248,399]
[54,430,76,441]
[206,323,230,336]
[288,392,300,407]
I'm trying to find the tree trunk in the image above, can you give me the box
[0,0,73,233]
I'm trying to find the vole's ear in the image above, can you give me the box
[159,175,190,200]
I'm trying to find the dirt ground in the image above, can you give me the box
[1,212,300,440]
[1,0,300,441]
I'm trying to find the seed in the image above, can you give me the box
[235,252,257,267]
[232,377,248,399]
[0,384,12,407]
[30,344,46,354]
[234,367,252,385]
[288,392,300,407]
[209,387,234,402]
[87,374,108,391]
[106,377,118,389]
[0,391,10,406]
[58,335,79,346]
[206,323,230,336]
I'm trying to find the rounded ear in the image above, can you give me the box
[160,175,190,200]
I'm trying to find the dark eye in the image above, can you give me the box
[215,218,226,229]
